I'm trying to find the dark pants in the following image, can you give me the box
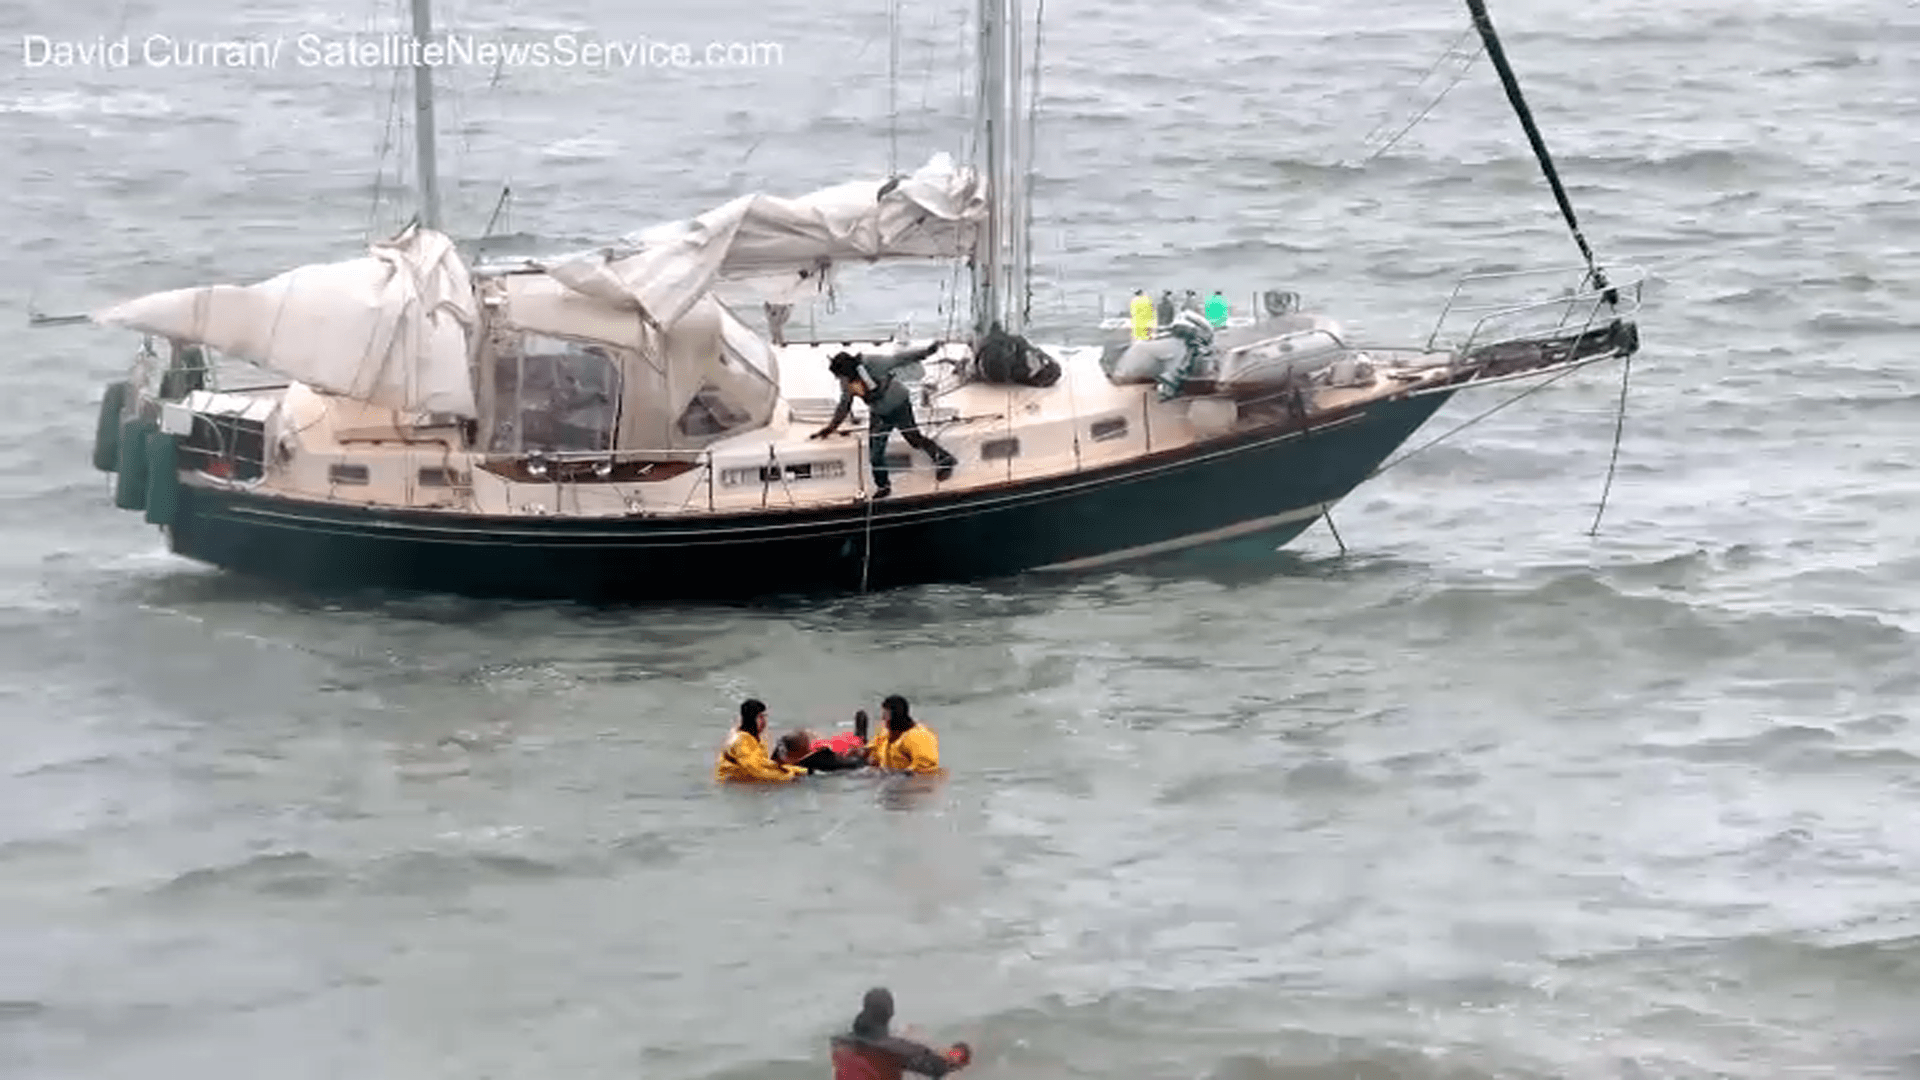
[868,401,955,492]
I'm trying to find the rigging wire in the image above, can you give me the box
[481,185,513,238]
[368,64,406,240]
[1463,0,1611,296]
[365,0,407,238]
[1020,0,1045,326]
[1369,361,1592,479]
[440,47,475,233]
[1368,357,1635,537]
[887,0,901,175]
[1349,27,1482,166]
[1362,42,1483,165]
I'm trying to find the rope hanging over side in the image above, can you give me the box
[1587,351,1632,537]
[859,491,877,593]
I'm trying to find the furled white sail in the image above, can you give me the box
[541,153,987,331]
[93,225,480,418]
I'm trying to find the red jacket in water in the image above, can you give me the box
[830,1032,963,1080]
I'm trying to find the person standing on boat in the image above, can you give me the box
[831,987,971,1080]
[867,694,941,773]
[714,698,805,783]
[812,344,957,500]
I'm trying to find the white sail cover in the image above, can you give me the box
[541,153,987,331]
[93,226,479,417]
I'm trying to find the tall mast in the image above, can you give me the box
[971,0,999,338]
[1005,0,1025,336]
[410,0,442,231]
[970,0,1030,339]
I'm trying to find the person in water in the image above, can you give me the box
[774,730,866,773]
[813,344,958,499]
[831,987,970,1080]
[713,698,805,783]
[866,694,940,773]
[772,710,873,773]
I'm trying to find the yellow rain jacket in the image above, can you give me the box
[714,730,804,783]
[868,724,941,773]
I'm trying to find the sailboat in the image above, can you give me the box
[74,0,1642,602]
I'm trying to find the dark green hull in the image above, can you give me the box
[147,391,1454,602]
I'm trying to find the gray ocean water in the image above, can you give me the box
[5,0,1920,1075]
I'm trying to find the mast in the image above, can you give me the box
[410,0,442,231]
[1462,0,1609,295]
[971,0,999,338]
[1005,0,1026,336]
[970,0,1030,339]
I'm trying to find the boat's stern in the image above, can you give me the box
[90,337,287,529]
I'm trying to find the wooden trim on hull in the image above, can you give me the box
[160,392,1455,601]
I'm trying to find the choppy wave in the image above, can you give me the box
[146,846,597,901]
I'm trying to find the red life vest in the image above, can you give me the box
[817,731,864,755]
[831,1042,900,1080]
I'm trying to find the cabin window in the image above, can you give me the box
[676,382,755,439]
[329,463,370,485]
[981,437,1021,461]
[489,334,622,454]
[882,452,912,472]
[1090,417,1129,442]
[418,467,467,488]
[719,459,849,487]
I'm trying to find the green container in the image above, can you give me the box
[113,416,154,511]
[1204,293,1229,328]
[144,429,180,526]
[92,381,130,473]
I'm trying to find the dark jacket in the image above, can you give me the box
[794,746,866,773]
[830,1031,955,1080]
[826,343,939,427]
